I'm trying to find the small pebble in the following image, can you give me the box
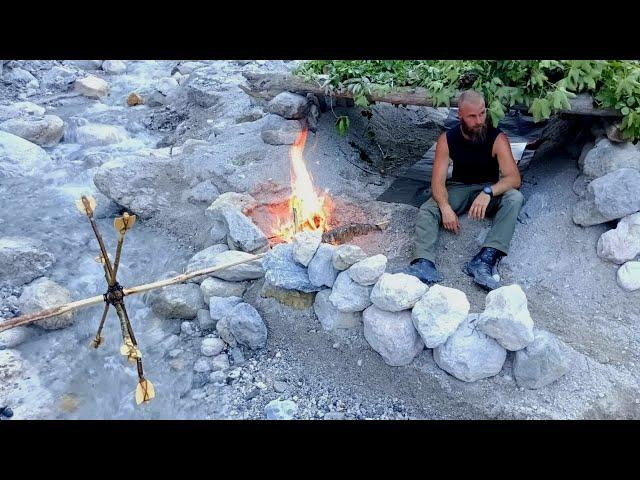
[275,352,282,358]
[332,342,339,349]
[357,359,363,367]
[274,381,288,393]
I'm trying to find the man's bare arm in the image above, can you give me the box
[490,133,522,195]
[431,133,460,233]
[431,133,451,208]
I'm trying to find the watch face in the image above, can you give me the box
[484,186,492,195]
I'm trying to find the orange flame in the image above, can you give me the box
[271,128,331,242]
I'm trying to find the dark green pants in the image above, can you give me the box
[414,182,524,263]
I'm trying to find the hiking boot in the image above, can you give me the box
[402,258,443,285]
[463,247,504,291]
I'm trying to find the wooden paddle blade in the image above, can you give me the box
[75,195,97,215]
[135,379,155,405]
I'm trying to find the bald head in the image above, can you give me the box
[458,90,485,109]
[457,90,488,143]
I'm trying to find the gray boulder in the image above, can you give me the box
[201,337,225,357]
[186,244,230,282]
[362,305,424,366]
[225,302,268,350]
[313,289,361,330]
[267,92,309,119]
[0,115,64,147]
[209,296,243,322]
[76,123,129,146]
[200,277,248,302]
[513,329,572,389]
[582,138,640,179]
[0,326,31,349]
[144,271,205,319]
[206,250,264,282]
[329,270,373,312]
[307,243,338,288]
[261,114,302,145]
[41,65,78,91]
[433,315,507,382]
[18,277,75,330]
[102,60,127,74]
[0,236,55,287]
[573,168,640,226]
[0,130,51,178]
[263,243,320,293]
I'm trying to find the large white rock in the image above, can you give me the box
[513,329,572,389]
[207,250,264,282]
[617,261,640,291]
[411,284,470,348]
[76,123,129,146]
[292,230,323,267]
[573,168,640,226]
[582,138,640,179]
[332,244,367,270]
[597,212,640,264]
[477,284,534,351]
[307,243,338,288]
[313,289,361,330]
[0,115,64,147]
[18,277,75,330]
[370,273,428,312]
[0,130,51,178]
[433,315,507,382]
[348,254,387,286]
[362,305,424,366]
[328,270,373,313]
[74,75,109,98]
[102,60,127,74]
[0,236,55,286]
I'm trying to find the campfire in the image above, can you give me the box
[268,128,333,243]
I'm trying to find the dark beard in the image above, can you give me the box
[460,121,487,144]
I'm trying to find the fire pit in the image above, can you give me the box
[246,128,387,247]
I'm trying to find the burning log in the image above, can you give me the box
[321,221,389,245]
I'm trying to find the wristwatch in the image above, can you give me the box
[483,185,493,198]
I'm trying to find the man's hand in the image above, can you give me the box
[469,192,491,220]
[441,205,460,233]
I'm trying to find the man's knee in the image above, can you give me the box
[502,189,524,207]
[420,197,440,214]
